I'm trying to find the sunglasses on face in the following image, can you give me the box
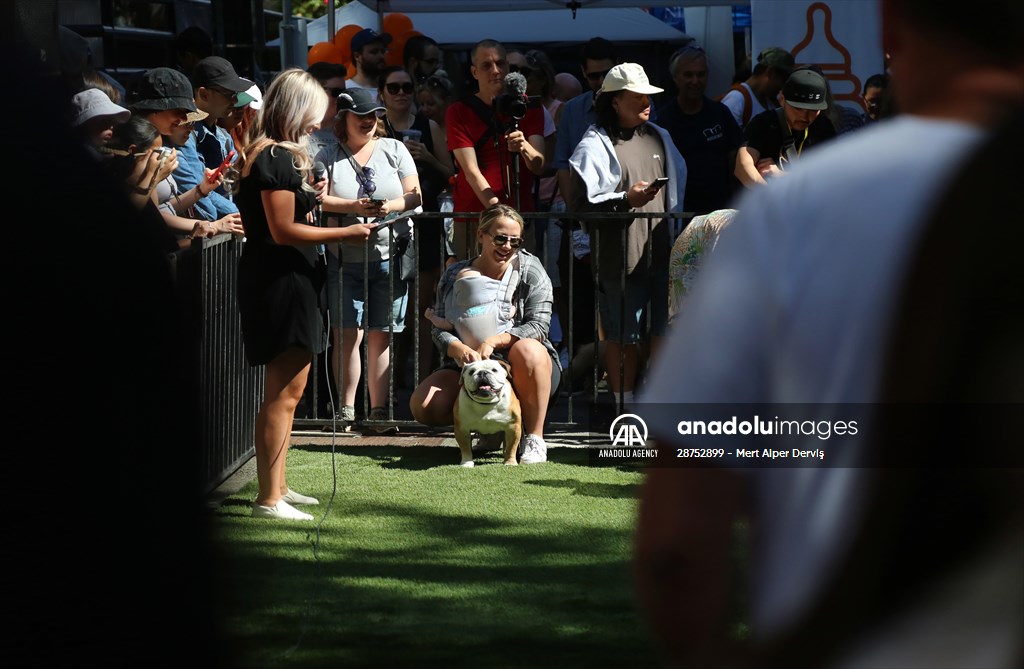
[585,68,612,83]
[509,64,535,78]
[209,86,238,101]
[385,82,415,95]
[323,86,345,98]
[490,233,523,249]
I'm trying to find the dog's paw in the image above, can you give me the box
[460,460,475,468]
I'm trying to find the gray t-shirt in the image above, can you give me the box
[317,137,417,263]
[571,129,670,274]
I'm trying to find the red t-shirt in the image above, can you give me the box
[446,99,544,215]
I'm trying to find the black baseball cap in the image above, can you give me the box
[782,69,828,111]
[192,56,253,92]
[336,88,385,116]
[130,67,197,112]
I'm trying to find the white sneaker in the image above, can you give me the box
[520,434,548,464]
[251,499,313,521]
[282,489,319,506]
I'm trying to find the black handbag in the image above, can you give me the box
[394,233,417,281]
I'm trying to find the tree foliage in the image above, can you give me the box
[264,0,334,20]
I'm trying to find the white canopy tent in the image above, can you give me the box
[300,3,692,48]
[350,0,740,12]
[282,2,743,95]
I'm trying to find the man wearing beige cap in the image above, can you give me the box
[568,62,687,411]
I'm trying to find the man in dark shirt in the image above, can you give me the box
[656,44,743,213]
[735,68,836,188]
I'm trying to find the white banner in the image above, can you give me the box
[751,0,884,110]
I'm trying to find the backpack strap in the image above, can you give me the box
[460,94,498,170]
[717,83,754,126]
[499,254,521,303]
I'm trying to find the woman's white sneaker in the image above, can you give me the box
[251,499,314,520]
[520,434,548,464]
[282,489,319,505]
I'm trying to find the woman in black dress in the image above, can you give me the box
[235,69,378,520]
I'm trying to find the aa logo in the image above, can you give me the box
[609,413,648,447]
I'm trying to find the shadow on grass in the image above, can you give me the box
[523,478,641,499]
[210,450,663,669]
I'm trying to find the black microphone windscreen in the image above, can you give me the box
[504,72,527,98]
[313,161,326,181]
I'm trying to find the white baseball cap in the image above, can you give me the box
[234,84,263,110]
[599,63,664,96]
[71,87,131,127]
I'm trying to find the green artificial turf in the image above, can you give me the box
[209,445,664,668]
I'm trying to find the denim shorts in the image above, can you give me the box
[597,266,669,344]
[325,252,409,331]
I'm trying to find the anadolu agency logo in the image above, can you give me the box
[609,413,648,447]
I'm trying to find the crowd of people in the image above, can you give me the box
[45,2,1023,665]
[71,20,906,514]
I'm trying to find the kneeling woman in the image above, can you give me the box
[410,204,561,463]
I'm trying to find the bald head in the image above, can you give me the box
[555,72,583,102]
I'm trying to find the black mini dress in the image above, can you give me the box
[237,146,326,366]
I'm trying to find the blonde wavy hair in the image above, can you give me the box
[234,68,328,192]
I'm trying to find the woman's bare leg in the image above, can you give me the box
[254,347,312,506]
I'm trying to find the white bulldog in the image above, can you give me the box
[453,359,522,467]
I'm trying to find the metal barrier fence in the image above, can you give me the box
[169,235,263,493]
[295,209,694,433]
[175,211,692,490]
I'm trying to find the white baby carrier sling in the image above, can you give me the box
[448,256,521,350]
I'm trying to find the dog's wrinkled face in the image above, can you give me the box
[461,360,509,403]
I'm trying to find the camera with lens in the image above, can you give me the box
[492,94,542,128]
[155,147,174,158]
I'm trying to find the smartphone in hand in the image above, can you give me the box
[208,150,236,182]
[645,177,669,194]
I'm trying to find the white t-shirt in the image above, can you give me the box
[638,116,987,640]
[720,82,770,128]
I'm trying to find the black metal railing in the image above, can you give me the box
[295,209,694,432]
[174,210,694,490]
[170,235,263,493]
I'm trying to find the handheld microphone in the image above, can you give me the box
[312,161,327,256]
[504,72,528,100]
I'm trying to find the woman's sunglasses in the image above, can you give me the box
[385,82,415,95]
[356,166,376,198]
[490,233,523,249]
[509,64,535,78]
